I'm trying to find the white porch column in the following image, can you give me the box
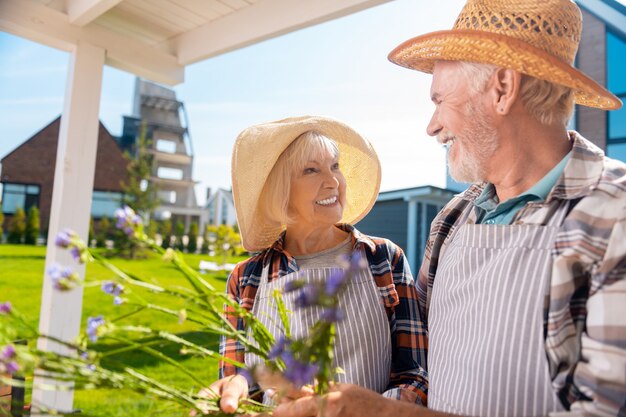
[32,41,105,414]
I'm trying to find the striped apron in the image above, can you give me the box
[429,205,568,417]
[245,255,391,400]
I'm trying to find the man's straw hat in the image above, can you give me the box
[388,0,622,110]
[231,116,381,252]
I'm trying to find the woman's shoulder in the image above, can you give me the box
[348,225,405,258]
[230,248,272,282]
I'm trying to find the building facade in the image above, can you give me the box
[1,117,129,233]
[119,78,206,231]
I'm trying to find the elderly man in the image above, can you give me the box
[216,0,626,416]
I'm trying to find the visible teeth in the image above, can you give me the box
[316,196,337,206]
[441,138,456,149]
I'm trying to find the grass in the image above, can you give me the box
[0,244,247,416]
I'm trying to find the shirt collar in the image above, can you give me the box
[458,131,605,204]
[265,223,377,261]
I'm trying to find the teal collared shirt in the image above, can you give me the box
[475,152,572,225]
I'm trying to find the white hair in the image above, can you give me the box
[457,61,575,127]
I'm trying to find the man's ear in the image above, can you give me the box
[490,68,522,115]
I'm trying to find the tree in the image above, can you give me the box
[24,206,40,245]
[120,120,159,220]
[7,208,26,244]
[160,220,172,249]
[187,222,198,253]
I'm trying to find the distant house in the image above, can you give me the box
[205,188,237,227]
[356,185,456,273]
[1,117,129,234]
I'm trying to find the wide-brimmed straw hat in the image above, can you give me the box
[231,116,381,252]
[388,0,622,110]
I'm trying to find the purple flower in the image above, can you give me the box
[55,229,76,248]
[48,264,80,291]
[321,307,345,323]
[283,280,304,293]
[348,251,368,271]
[268,336,289,360]
[101,281,123,296]
[87,316,106,342]
[1,345,16,360]
[294,284,320,308]
[4,361,19,375]
[70,246,82,262]
[0,301,12,315]
[113,296,123,306]
[281,352,318,387]
[115,206,142,237]
[325,270,348,296]
[238,368,255,386]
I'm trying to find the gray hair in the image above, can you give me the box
[457,61,575,127]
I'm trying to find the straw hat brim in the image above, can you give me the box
[231,116,381,252]
[388,29,622,110]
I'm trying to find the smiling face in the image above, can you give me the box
[427,61,499,183]
[287,148,347,229]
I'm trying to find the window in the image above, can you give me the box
[2,183,40,214]
[156,139,177,154]
[607,30,626,163]
[159,190,176,204]
[157,167,184,180]
[91,191,123,219]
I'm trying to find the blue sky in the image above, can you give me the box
[0,0,470,203]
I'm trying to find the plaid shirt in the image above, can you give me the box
[219,224,428,405]
[418,132,626,416]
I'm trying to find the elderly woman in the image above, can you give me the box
[212,116,426,412]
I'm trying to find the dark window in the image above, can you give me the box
[2,183,40,214]
[607,30,626,163]
[91,191,124,219]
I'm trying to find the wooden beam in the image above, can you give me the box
[173,0,392,65]
[31,41,105,415]
[67,0,123,26]
[0,0,184,85]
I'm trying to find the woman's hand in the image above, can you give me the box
[192,374,249,415]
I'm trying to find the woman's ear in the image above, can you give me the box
[491,68,522,115]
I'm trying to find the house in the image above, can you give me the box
[356,185,457,272]
[205,188,237,228]
[1,117,128,234]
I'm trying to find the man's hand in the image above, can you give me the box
[195,374,249,414]
[272,384,422,417]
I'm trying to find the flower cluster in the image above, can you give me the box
[101,281,125,305]
[115,206,143,238]
[0,344,19,375]
[86,316,106,343]
[55,228,89,263]
[48,263,82,291]
[0,301,11,315]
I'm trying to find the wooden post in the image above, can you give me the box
[31,40,105,415]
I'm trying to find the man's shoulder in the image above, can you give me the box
[596,155,626,198]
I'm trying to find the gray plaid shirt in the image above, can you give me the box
[418,132,626,416]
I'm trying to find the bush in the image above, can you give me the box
[7,208,26,244]
[0,202,4,242]
[24,206,40,245]
[96,217,111,248]
[187,222,198,253]
[160,220,172,250]
[174,221,185,252]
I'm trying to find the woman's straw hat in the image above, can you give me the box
[231,116,381,252]
[388,0,622,110]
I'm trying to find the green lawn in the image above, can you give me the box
[0,244,247,416]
